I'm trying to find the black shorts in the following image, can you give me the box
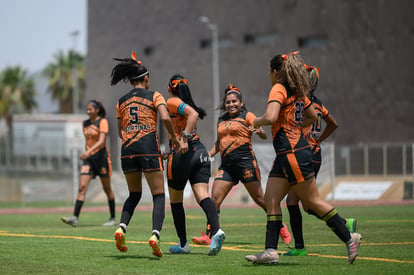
[215,156,260,184]
[269,147,314,185]
[121,154,163,173]
[80,155,112,178]
[167,140,210,190]
[312,149,322,178]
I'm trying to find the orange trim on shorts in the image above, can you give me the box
[287,152,305,183]
[167,154,173,180]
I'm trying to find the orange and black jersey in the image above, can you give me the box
[217,109,257,160]
[116,88,166,156]
[303,95,329,153]
[267,83,312,154]
[83,117,109,159]
[166,97,200,142]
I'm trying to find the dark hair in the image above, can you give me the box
[168,74,206,119]
[110,54,149,86]
[87,99,106,118]
[270,52,310,99]
[220,84,247,112]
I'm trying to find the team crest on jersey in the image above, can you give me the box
[243,168,253,179]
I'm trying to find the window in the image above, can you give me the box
[144,46,155,56]
[200,38,233,49]
[244,33,279,45]
[298,36,328,48]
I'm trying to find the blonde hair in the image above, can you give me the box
[271,53,310,100]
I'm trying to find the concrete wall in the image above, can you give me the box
[86,0,414,168]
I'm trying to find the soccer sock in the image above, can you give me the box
[152,193,165,234]
[170,202,187,247]
[73,200,84,217]
[265,215,282,250]
[108,199,115,219]
[322,208,351,243]
[120,192,142,227]
[288,205,305,249]
[200,197,220,236]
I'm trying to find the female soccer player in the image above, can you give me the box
[192,84,290,245]
[165,74,225,256]
[110,52,181,258]
[245,52,361,265]
[283,65,356,256]
[61,99,115,227]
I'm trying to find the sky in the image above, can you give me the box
[0,0,87,74]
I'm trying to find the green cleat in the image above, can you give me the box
[346,218,357,233]
[283,248,308,256]
[114,227,127,252]
[149,234,162,258]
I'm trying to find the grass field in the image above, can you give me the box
[0,203,413,274]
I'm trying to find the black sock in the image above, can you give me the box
[108,199,115,219]
[120,192,141,225]
[73,200,84,217]
[200,198,220,236]
[152,193,165,233]
[288,205,305,249]
[171,202,187,247]
[265,215,282,250]
[322,208,351,243]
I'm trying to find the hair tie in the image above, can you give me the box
[131,51,142,65]
[170,79,189,89]
[281,50,299,61]
[226,84,241,95]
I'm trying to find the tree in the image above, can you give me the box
[0,66,37,129]
[43,49,85,113]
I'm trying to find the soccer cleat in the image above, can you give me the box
[61,216,79,227]
[103,218,117,226]
[346,218,357,233]
[114,228,127,252]
[283,248,308,256]
[208,229,225,256]
[191,230,212,245]
[347,232,362,264]
[169,242,190,254]
[280,223,292,244]
[245,248,279,264]
[149,234,163,258]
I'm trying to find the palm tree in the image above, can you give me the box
[0,66,37,130]
[43,49,85,113]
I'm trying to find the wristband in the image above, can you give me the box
[182,131,193,139]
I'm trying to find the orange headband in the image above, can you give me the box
[131,51,142,65]
[171,79,189,89]
[281,51,299,61]
[304,64,320,78]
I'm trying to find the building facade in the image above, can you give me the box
[86,0,414,167]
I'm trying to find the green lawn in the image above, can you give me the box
[0,204,413,274]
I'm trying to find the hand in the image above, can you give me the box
[249,126,260,134]
[160,151,170,160]
[178,138,189,154]
[253,117,261,128]
[171,137,181,153]
[80,151,90,160]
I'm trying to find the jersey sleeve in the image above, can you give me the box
[153,91,167,108]
[99,118,109,134]
[304,96,312,109]
[320,103,329,118]
[167,97,187,115]
[245,112,257,126]
[116,102,121,119]
[267,83,286,105]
